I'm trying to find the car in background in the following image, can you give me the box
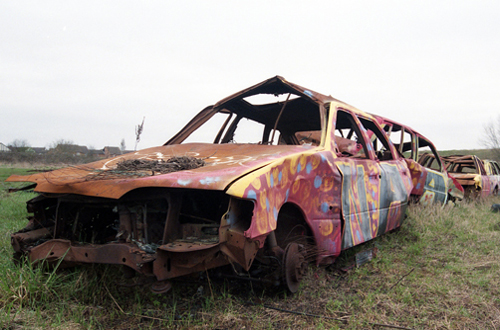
[484,159,500,195]
[375,116,464,205]
[6,76,413,293]
[437,155,492,199]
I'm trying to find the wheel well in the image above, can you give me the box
[274,203,314,248]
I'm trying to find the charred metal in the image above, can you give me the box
[12,189,254,276]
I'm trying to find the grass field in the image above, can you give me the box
[1,167,500,329]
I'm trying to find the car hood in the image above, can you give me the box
[6,143,316,199]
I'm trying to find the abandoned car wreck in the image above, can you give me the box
[419,154,495,199]
[374,116,464,205]
[7,76,414,293]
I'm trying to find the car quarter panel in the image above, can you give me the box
[226,150,344,261]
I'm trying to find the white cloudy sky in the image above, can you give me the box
[1,1,499,151]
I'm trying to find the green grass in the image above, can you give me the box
[0,166,31,187]
[1,167,500,329]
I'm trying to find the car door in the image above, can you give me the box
[356,115,411,234]
[414,136,448,204]
[332,108,410,250]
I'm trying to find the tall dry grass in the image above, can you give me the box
[1,168,500,329]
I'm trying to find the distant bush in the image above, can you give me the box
[0,151,96,166]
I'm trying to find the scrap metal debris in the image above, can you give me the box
[86,156,206,180]
[355,247,378,268]
[116,157,206,173]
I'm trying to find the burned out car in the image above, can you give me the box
[375,116,464,205]
[425,154,492,199]
[6,76,413,293]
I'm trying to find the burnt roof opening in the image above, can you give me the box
[221,94,321,132]
[165,76,329,146]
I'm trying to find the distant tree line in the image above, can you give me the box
[0,139,121,165]
[2,117,145,165]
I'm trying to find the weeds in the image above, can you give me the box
[1,167,500,328]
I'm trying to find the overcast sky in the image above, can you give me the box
[1,1,499,151]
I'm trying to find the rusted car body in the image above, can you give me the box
[429,155,492,199]
[375,116,463,204]
[6,76,412,292]
[484,160,500,195]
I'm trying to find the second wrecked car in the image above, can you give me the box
[438,155,495,199]
[375,116,464,205]
[7,76,413,293]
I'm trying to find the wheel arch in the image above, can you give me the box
[274,202,315,248]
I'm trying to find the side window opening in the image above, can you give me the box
[491,163,498,175]
[418,153,439,169]
[334,110,368,159]
[358,117,394,161]
[458,165,477,173]
[442,156,479,174]
[485,161,500,175]
[416,137,442,171]
[494,163,500,175]
[386,125,414,159]
[477,160,487,176]
[485,162,492,175]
